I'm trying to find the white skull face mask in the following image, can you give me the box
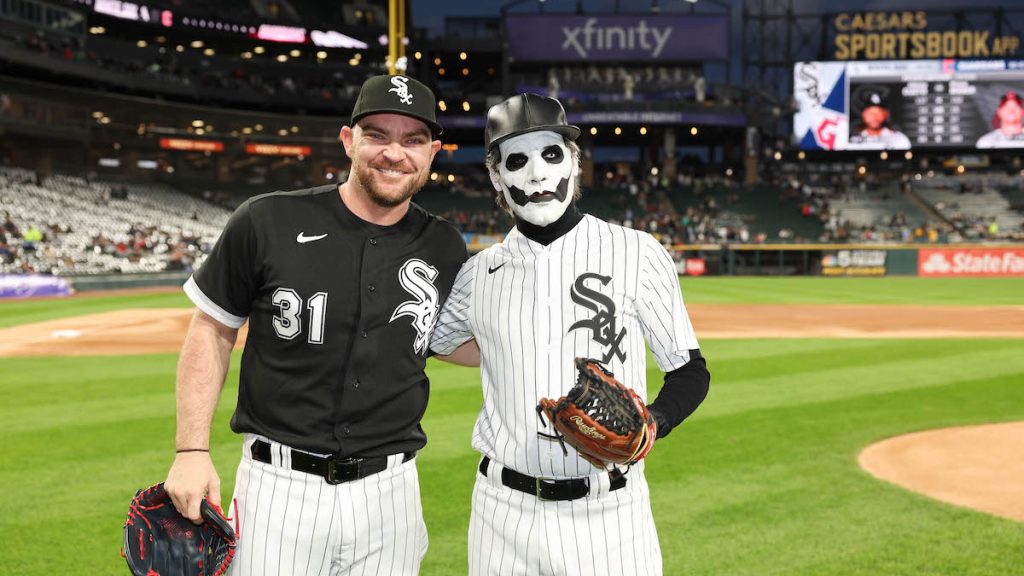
[491,131,576,227]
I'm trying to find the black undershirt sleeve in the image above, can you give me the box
[647,349,710,439]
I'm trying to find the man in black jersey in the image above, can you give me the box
[164,74,476,576]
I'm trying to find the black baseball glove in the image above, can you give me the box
[122,482,236,576]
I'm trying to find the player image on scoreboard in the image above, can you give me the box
[846,84,912,150]
[976,91,1024,148]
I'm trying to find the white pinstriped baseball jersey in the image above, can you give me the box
[431,214,699,479]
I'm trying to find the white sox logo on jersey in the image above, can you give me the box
[568,272,627,363]
[389,258,440,354]
[389,76,413,105]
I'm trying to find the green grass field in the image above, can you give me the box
[1,277,1022,575]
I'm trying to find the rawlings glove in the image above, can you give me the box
[537,357,657,469]
[123,482,236,576]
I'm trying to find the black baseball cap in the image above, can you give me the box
[485,93,580,152]
[350,74,442,137]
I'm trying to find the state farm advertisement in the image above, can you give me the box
[918,248,1024,277]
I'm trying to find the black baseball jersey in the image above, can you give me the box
[183,184,467,456]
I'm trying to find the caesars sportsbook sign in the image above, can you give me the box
[505,15,728,62]
[829,11,1020,60]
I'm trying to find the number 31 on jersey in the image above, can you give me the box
[271,288,327,344]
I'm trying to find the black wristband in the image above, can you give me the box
[175,448,210,453]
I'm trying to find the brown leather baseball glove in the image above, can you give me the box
[537,357,657,469]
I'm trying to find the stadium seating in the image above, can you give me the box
[911,175,1024,240]
[827,182,931,230]
[0,167,229,275]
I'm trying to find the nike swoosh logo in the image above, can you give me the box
[488,263,505,274]
[296,232,328,243]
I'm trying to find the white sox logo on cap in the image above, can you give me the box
[389,76,413,105]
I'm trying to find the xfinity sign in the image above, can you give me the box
[562,19,673,58]
[506,14,728,62]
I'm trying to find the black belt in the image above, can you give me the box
[478,456,626,501]
[251,439,415,485]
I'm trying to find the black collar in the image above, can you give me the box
[515,204,583,246]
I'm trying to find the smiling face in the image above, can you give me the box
[490,131,577,226]
[340,113,441,208]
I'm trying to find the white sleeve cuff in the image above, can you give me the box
[183,276,247,329]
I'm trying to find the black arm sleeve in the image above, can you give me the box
[647,349,710,439]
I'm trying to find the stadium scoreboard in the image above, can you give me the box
[795,59,1024,150]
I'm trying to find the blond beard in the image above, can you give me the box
[353,161,429,208]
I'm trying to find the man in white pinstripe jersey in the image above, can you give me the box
[431,93,711,575]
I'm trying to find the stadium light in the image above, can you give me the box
[137,40,147,48]
[414,51,422,60]
[590,127,598,135]
[462,68,469,76]
[254,46,265,54]
[614,127,622,135]
[316,51,327,59]
[651,167,659,176]
[438,100,447,112]
[278,129,289,136]
[242,127,253,134]
[725,168,734,176]
[857,165,867,175]
[447,174,456,182]
[956,165,966,174]
[175,45,184,52]
[905,151,913,160]
[190,40,203,48]
[204,48,215,56]
[192,120,204,127]
[462,101,471,112]
[290,49,301,57]
[438,68,446,76]
[291,126,299,133]
[880,151,888,160]
[797,151,806,160]
[254,124,264,131]
[639,126,647,135]
[277,55,289,62]
[430,172,438,181]
[241,51,253,59]
[434,57,442,66]
[690,127,698,136]
[459,52,468,61]
[773,151,782,160]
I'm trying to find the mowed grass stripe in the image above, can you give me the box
[691,340,1024,418]
[678,277,1024,305]
[0,290,192,328]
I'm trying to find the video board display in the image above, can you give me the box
[794,59,1024,150]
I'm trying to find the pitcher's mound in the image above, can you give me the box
[859,422,1024,522]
